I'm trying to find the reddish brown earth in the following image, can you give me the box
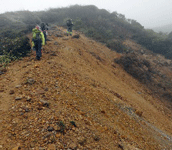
[0,26,172,150]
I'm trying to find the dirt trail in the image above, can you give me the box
[0,26,172,149]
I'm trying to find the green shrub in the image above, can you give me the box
[106,40,127,53]
[0,34,31,66]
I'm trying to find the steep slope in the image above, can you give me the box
[121,39,172,111]
[0,26,172,149]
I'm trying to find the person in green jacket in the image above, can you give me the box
[66,19,74,36]
[32,25,45,60]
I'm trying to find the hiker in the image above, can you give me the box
[40,22,48,44]
[66,19,74,36]
[32,25,45,60]
[45,23,49,43]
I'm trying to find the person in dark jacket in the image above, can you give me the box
[66,19,74,36]
[40,22,48,44]
[32,25,45,60]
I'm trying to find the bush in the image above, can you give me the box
[115,53,153,83]
[107,40,127,53]
[0,34,31,66]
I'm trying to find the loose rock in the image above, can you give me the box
[47,126,54,132]
[47,144,56,150]
[15,97,22,100]
[9,90,15,95]
[27,78,35,85]
[40,99,50,107]
[15,85,22,88]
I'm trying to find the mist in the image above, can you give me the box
[1,0,172,28]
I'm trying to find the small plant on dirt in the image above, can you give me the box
[70,121,77,127]
[57,121,66,134]
[78,138,87,146]
[93,135,100,141]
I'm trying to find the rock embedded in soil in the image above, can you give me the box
[9,90,15,95]
[47,144,56,150]
[40,99,50,107]
[15,85,22,88]
[12,146,21,150]
[15,97,22,100]
[27,78,35,85]
[47,126,54,132]
[26,96,31,101]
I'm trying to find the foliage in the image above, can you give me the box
[0,5,172,60]
[115,53,172,103]
[132,29,172,59]
[0,31,31,66]
[106,40,127,53]
[0,55,13,67]
[115,53,153,83]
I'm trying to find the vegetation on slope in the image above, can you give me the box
[0,5,172,60]
[115,52,172,106]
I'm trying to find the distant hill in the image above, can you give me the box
[152,23,172,33]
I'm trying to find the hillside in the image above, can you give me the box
[0,26,172,149]
[1,5,172,60]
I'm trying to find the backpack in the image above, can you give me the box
[41,23,45,31]
[32,32,41,44]
[67,20,72,26]
[36,32,41,40]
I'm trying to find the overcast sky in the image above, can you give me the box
[1,0,172,28]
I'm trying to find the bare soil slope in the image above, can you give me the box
[0,26,172,150]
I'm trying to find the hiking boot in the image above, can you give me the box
[36,56,40,60]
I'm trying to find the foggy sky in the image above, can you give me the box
[1,0,172,28]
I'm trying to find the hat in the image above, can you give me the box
[36,26,39,30]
